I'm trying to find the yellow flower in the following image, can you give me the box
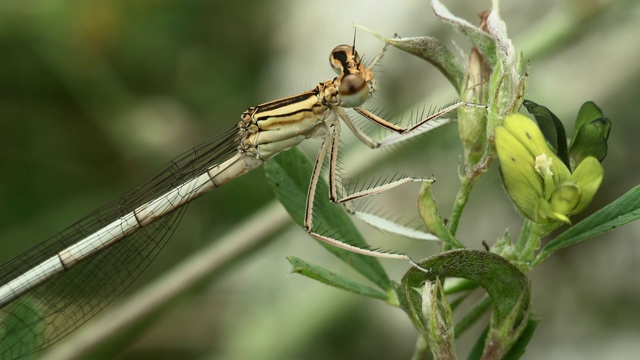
[496,114,603,225]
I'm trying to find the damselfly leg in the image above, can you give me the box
[295,44,484,261]
[0,39,483,359]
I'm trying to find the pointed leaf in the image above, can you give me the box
[486,7,515,73]
[467,326,489,360]
[264,148,391,291]
[383,37,463,92]
[539,185,640,259]
[287,257,389,301]
[355,25,464,92]
[418,183,465,249]
[431,0,497,68]
[503,318,539,360]
[394,282,426,333]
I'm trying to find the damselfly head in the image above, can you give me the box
[329,44,372,108]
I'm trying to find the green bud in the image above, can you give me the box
[423,278,455,359]
[573,101,609,138]
[569,101,611,169]
[459,48,490,167]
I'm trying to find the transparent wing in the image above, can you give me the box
[0,126,240,359]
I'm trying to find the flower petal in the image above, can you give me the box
[503,114,571,185]
[548,183,582,224]
[495,125,543,221]
[568,156,604,214]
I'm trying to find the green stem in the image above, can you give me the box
[515,220,532,253]
[454,295,491,338]
[516,219,548,264]
[448,179,473,237]
[448,139,493,241]
[410,335,431,360]
[530,249,550,268]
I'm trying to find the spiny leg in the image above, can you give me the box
[332,103,481,245]
[302,122,428,262]
[366,42,390,70]
[326,118,431,208]
[335,107,439,239]
[303,131,329,232]
[354,101,486,140]
[342,101,486,149]
[335,107,380,149]
[328,120,341,203]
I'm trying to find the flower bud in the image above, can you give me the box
[459,47,490,166]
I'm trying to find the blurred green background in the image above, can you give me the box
[1,0,639,359]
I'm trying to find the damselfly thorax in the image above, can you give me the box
[238,45,375,161]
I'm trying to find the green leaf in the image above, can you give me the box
[538,185,640,259]
[403,249,529,326]
[503,318,539,360]
[418,182,465,249]
[467,326,489,360]
[394,282,426,333]
[354,25,464,92]
[380,35,464,93]
[431,0,497,68]
[468,319,536,360]
[264,148,391,291]
[523,100,570,168]
[287,257,389,301]
[454,295,491,337]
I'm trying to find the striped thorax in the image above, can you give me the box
[238,45,374,161]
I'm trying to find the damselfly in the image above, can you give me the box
[0,41,473,359]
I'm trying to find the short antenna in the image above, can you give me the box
[351,28,357,57]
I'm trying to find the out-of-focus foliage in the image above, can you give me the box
[0,0,639,359]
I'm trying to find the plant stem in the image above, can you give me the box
[516,219,547,264]
[448,179,473,237]
[515,219,532,253]
[410,335,431,360]
[454,295,491,338]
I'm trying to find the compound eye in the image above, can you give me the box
[329,45,359,75]
[339,74,366,96]
[338,74,368,107]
